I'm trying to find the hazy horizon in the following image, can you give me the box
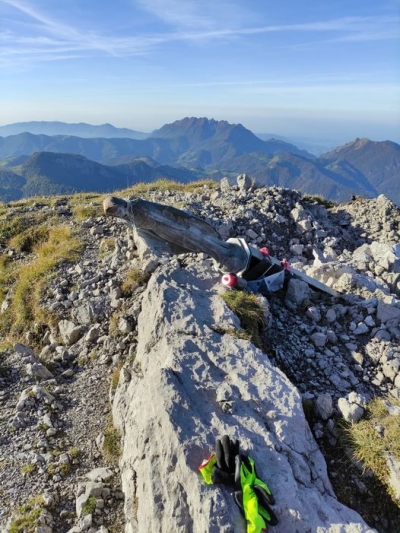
[1,0,399,144]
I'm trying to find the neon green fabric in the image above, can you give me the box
[198,453,217,485]
[242,484,268,533]
[244,456,273,498]
[239,456,269,533]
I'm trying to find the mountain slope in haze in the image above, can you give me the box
[0,147,379,205]
[0,132,209,166]
[0,118,316,167]
[0,151,203,201]
[0,121,148,139]
[0,169,26,202]
[320,138,400,202]
[0,119,399,205]
[256,133,341,156]
[239,152,378,203]
[18,152,128,197]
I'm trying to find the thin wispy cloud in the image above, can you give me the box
[1,0,398,69]
[134,0,220,29]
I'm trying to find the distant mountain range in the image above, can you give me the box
[0,121,148,139]
[0,152,202,202]
[0,117,314,166]
[0,117,399,205]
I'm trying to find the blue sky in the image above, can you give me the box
[1,0,399,143]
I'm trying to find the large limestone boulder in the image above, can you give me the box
[113,260,376,533]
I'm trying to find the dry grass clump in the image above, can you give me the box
[63,193,103,220]
[220,290,266,348]
[9,225,50,253]
[111,367,121,391]
[71,202,102,220]
[0,255,13,303]
[99,237,116,258]
[121,268,150,296]
[302,193,337,208]
[115,178,218,198]
[103,422,122,465]
[0,225,84,343]
[342,397,400,505]
[0,211,52,246]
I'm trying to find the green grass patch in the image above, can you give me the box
[42,193,103,220]
[9,495,44,533]
[82,496,97,516]
[220,290,266,348]
[0,215,28,245]
[341,397,400,505]
[68,447,81,458]
[0,254,14,304]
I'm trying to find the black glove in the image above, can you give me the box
[211,434,239,485]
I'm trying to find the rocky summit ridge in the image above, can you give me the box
[0,178,400,532]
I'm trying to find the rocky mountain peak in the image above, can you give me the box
[0,180,399,532]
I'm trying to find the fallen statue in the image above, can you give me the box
[103,195,338,297]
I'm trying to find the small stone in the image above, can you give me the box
[311,332,327,348]
[86,467,114,482]
[353,323,369,335]
[306,307,321,322]
[314,393,333,420]
[325,309,337,323]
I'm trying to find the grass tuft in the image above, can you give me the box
[0,212,52,246]
[82,496,97,516]
[9,495,44,533]
[220,290,266,348]
[71,202,101,220]
[302,193,337,208]
[20,463,36,477]
[0,224,84,343]
[121,268,150,296]
[99,237,116,258]
[103,422,122,465]
[111,178,218,198]
[341,397,400,505]
[111,367,121,391]
[9,225,50,253]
